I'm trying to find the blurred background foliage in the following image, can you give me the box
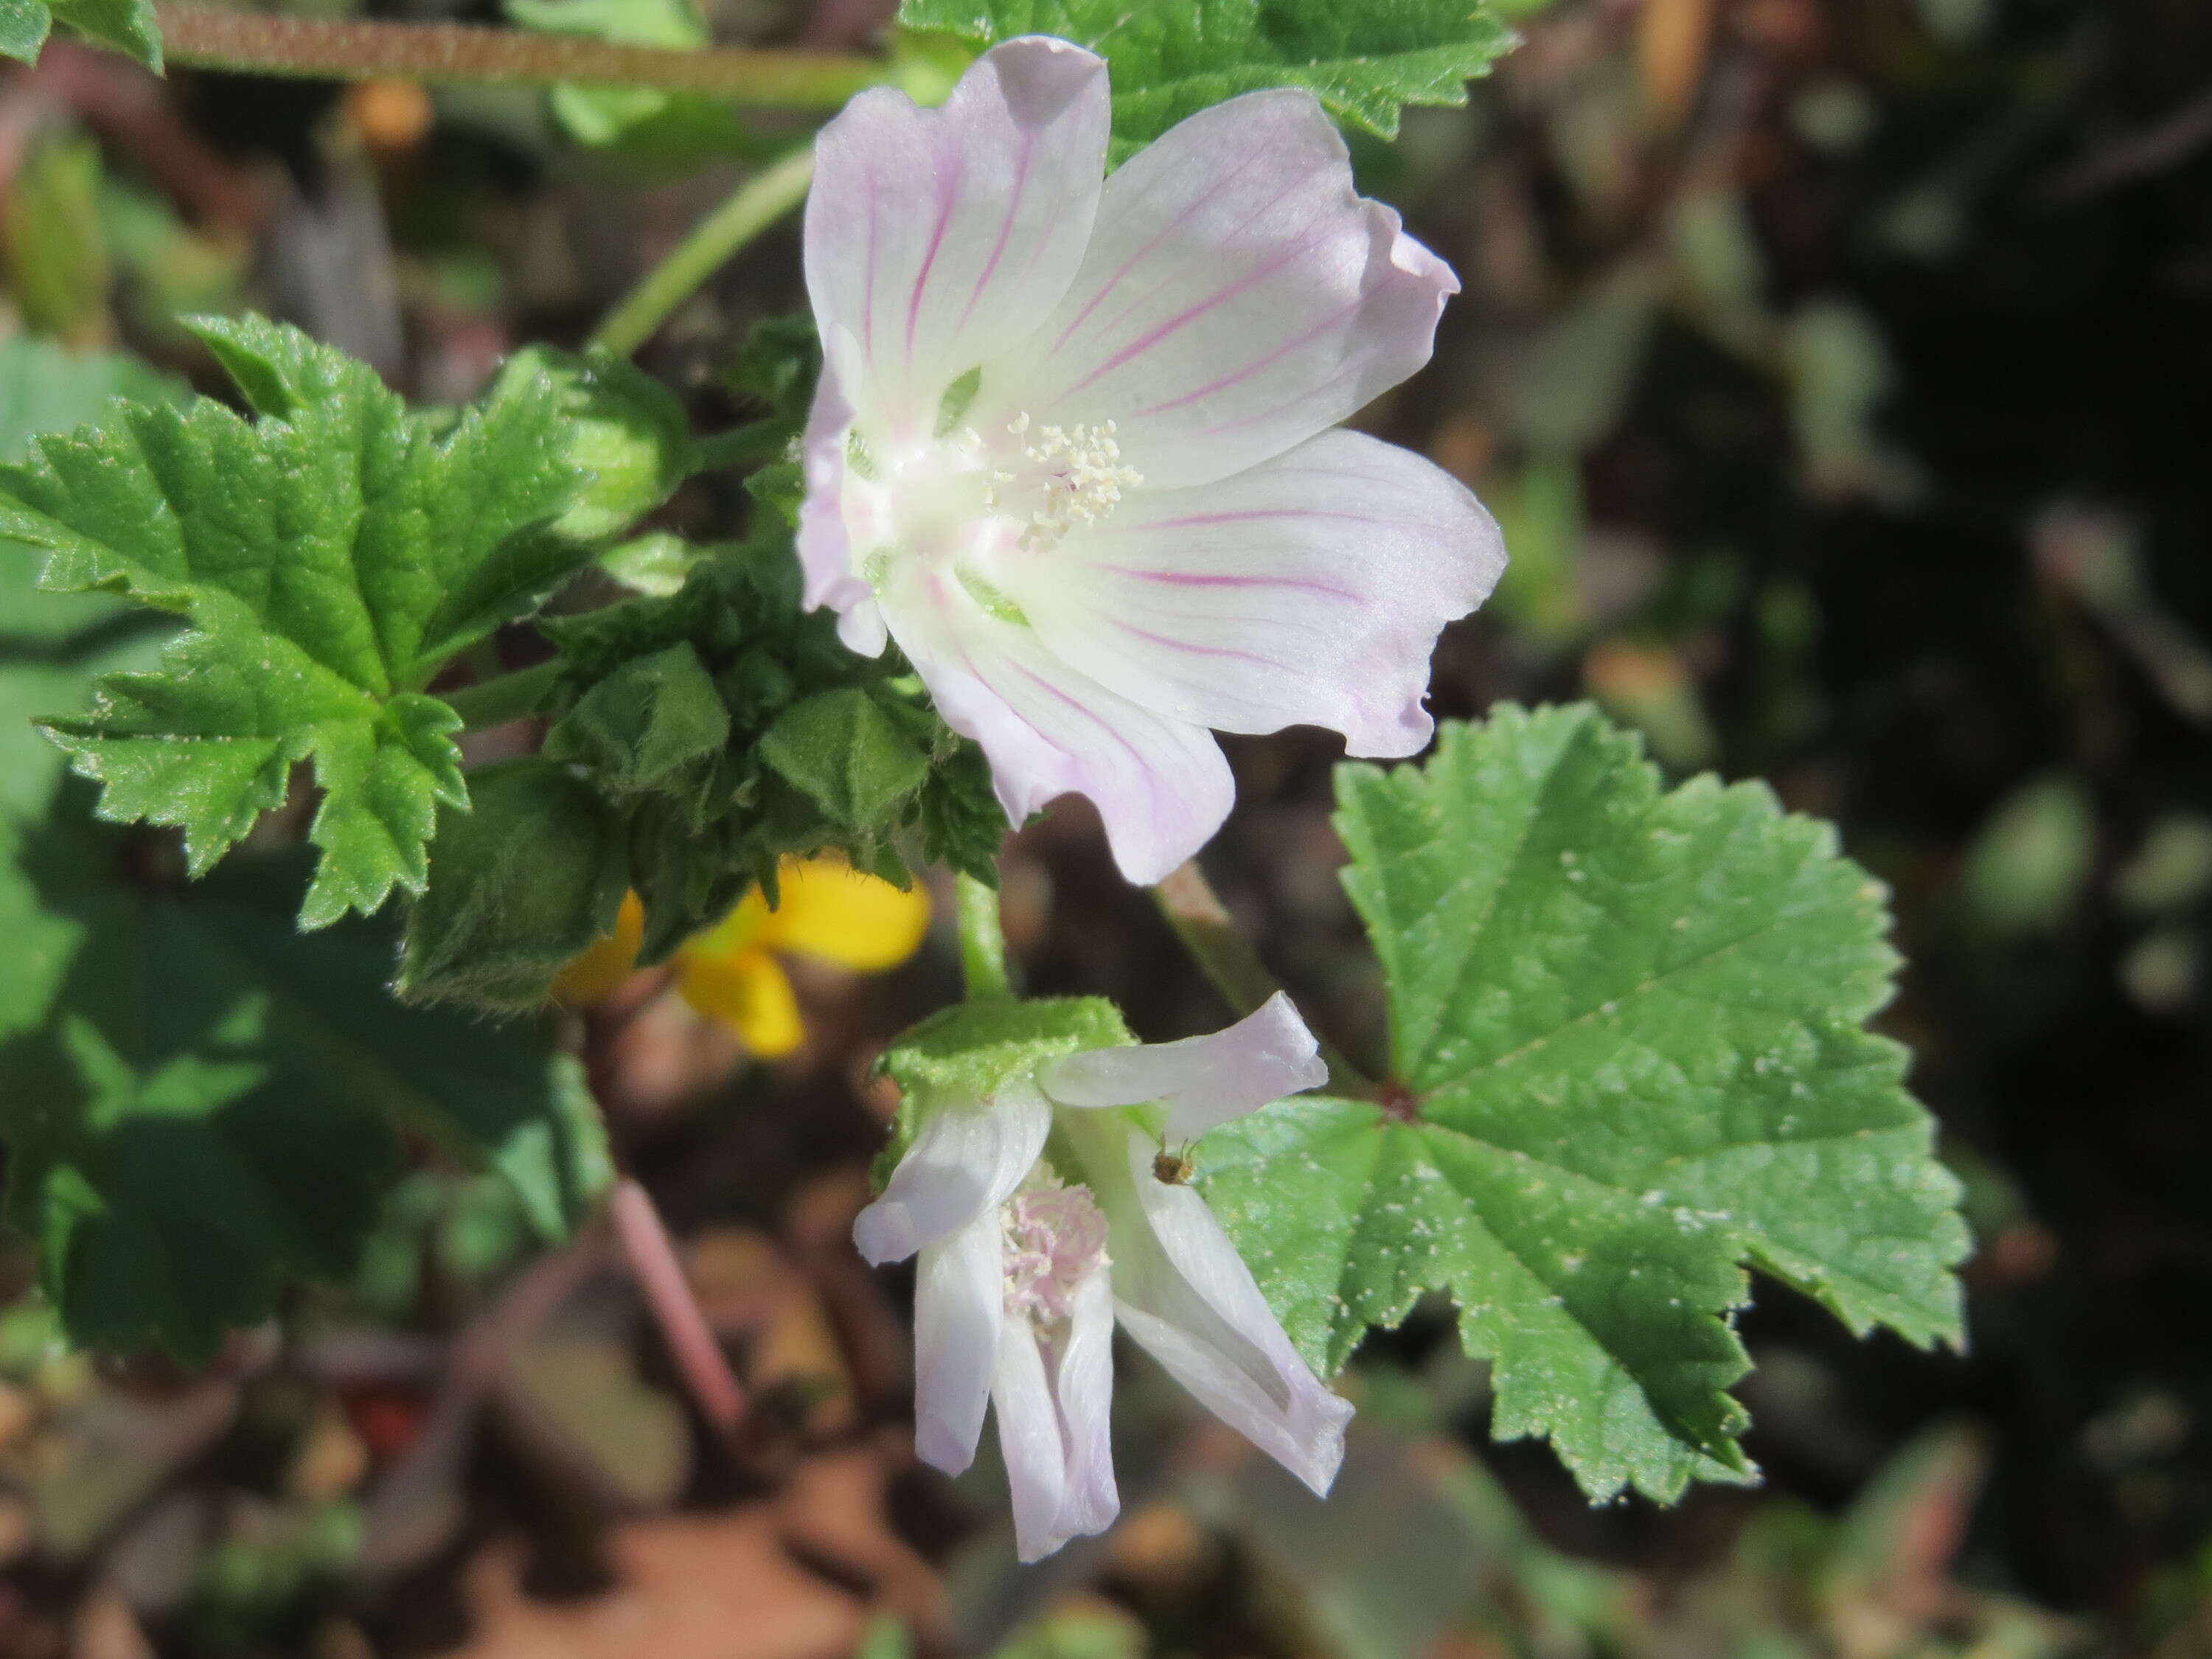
[2,0,2211,1653]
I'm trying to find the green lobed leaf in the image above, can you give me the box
[1,0,160,66]
[0,789,611,1358]
[397,757,630,1011]
[1200,705,1969,1503]
[47,0,159,66]
[0,0,52,63]
[895,0,1519,150]
[0,336,186,636]
[0,340,187,820]
[0,315,607,925]
[487,345,695,543]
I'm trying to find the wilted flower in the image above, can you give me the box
[556,858,930,1057]
[798,39,1506,885]
[854,993,1350,1560]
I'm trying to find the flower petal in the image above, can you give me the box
[804,37,1110,428]
[676,947,803,1058]
[1051,1265,1120,1542]
[852,1073,1051,1265]
[973,90,1457,490]
[1009,429,1506,758]
[796,331,867,622]
[1040,992,1327,1141]
[913,1209,1004,1476]
[887,574,1234,886]
[991,1312,1072,1562]
[553,890,644,1006]
[757,858,931,972]
[1096,1125,1352,1496]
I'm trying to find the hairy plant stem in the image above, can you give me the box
[956,872,1012,1001]
[1152,860,1374,1095]
[152,4,883,104]
[610,1179,748,1433]
[588,145,815,358]
[442,659,561,729]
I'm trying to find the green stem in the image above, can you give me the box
[589,147,815,358]
[1152,861,1374,1093]
[444,660,561,729]
[153,3,884,105]
[956,873,1012,1002]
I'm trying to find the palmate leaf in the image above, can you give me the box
[1200,705,1969,1502]
[0,339,187,818]
[0,789,610,1359]
[0,316,602,925]
[896,0,1519,149]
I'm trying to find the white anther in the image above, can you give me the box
[1006,412,1143,546]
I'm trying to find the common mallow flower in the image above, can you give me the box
[799,39,1507,884]
[853,993,1351,1560]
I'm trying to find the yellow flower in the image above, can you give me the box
[554,858,931,1058]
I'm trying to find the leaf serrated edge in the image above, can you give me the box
[1301,704,1970,1500]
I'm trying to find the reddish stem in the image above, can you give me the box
[151,4,883,106]
[611,1178,748,1433]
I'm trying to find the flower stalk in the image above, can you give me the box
[152,4,883,105]
[1152,861,1371,1093]
[611,1178,748,1433]
[956,872,1012,1001]
[588,146,815,358]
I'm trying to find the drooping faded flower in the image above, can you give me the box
[853,993,1350,1561]
[799,39,1506,885]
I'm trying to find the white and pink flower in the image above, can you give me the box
[852,993,1350,1561]
[799,38,1506,884]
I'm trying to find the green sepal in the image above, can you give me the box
[490,345,694,543]
[759,686,935,832]
[884,996,1131,1116]
[539,546,1005,962]
[542,641,731,799]
[397,757,630,1012]
[874,997,1133,1189]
